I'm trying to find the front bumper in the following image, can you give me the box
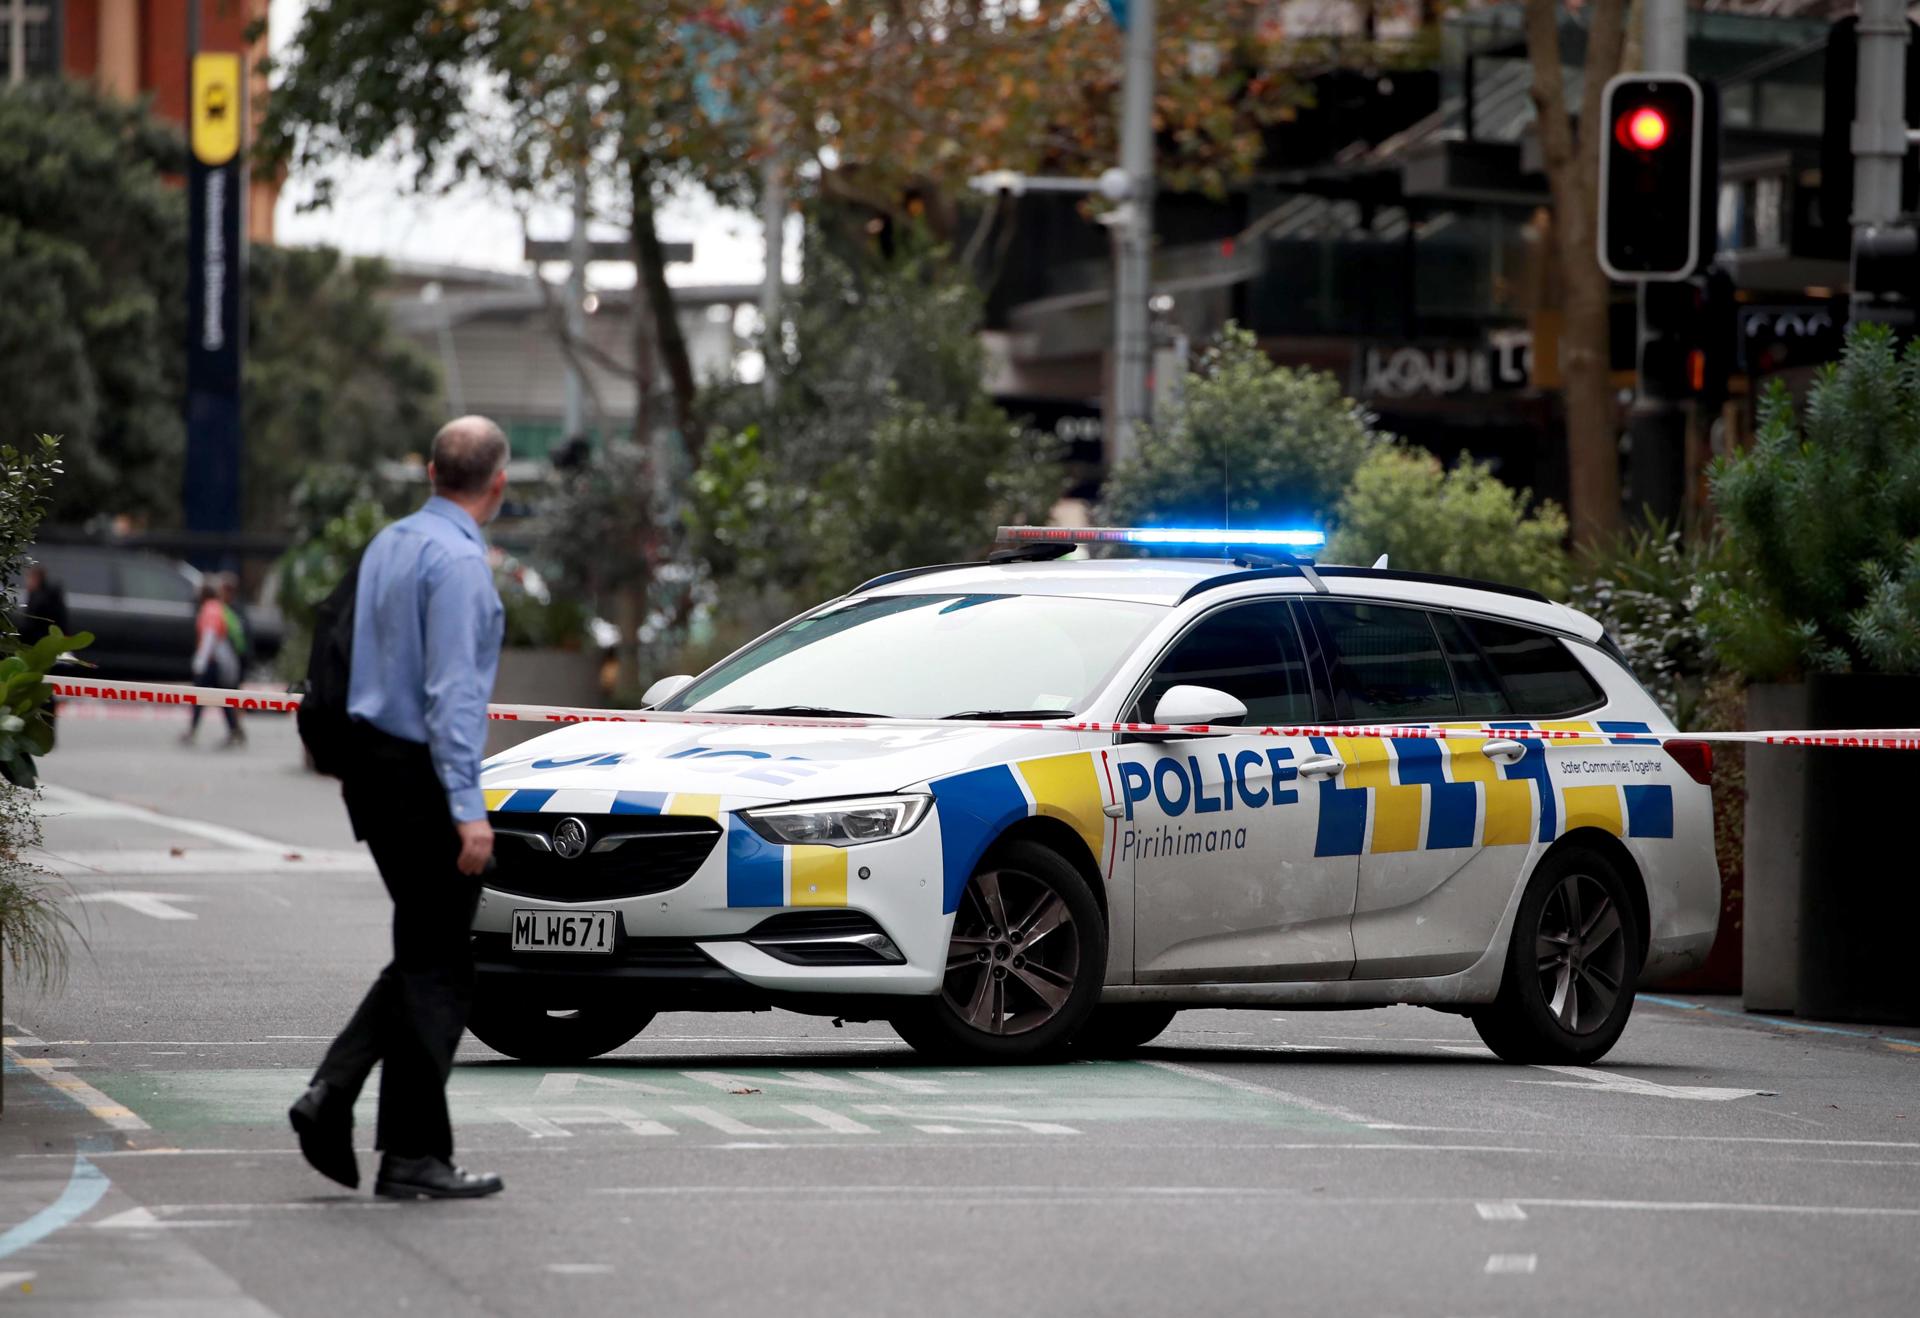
[470,800,951,999]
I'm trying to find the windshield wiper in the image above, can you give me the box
[712,704,880,719]
[940,709,1076,721]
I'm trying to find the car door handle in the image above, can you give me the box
[1297,755,1344,780]
[1482,739,1527,763]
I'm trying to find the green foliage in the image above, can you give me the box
[1703,323,1920,679]
[0,435,85,992]
[274,474,393,677]
[0,782,75,994]
[0,82,187,524]
[245,246,440,532]
[1326,449,1571,597]
[1570,522,1726,727]
[1102,324,1387,531]
[688,236,1061,606]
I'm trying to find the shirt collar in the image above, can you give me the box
[422,495,487,546]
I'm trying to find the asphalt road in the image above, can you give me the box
[4,710,1919,1317]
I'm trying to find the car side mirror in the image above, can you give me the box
[1147,684,1248,733]
[640,674,694,708]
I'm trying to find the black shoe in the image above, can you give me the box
[374,1155,504,1200]
[289,1081,358,1190]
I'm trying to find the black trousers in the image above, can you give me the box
[313,731,480,1160]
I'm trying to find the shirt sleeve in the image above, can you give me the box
[421,550,503,823]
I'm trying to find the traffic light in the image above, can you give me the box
[1852,224,1920,333]
[1598,74,1711,281]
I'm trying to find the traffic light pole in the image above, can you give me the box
[1625,0,1690,526]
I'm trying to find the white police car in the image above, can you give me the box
[466,528,1717,1066]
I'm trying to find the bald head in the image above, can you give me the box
[429,416,510,497]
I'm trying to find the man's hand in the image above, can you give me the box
[456,818,494,876]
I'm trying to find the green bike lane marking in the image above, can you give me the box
[78,1060,1382,1144]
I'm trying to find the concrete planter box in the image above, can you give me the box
[1797,673,1920,1024]
[1742,683,1809,1014]
[485,648,606,757]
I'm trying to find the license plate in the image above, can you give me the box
[510,909,615,954]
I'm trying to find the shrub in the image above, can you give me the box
[1703,322,1920,679]
[1326,448,1571,597]
[1103,324,1387,530]
[1569,521,1724,727]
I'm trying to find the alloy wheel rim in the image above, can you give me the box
[1534,872,1627,1036]
[941,868,1080,1036]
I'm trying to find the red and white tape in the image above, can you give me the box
[44,675,1920,750]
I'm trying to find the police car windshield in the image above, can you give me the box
[663,593,1165,720]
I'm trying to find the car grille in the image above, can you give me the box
[485,811,722,902]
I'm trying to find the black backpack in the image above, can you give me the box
[297,557,363,778]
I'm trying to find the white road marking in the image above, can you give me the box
[1483,1253,1538,1275]
[0,1272,35,1290]
[848,1071,949,1093]
[92,1208,238,1230]
[492,1106,673,1138]
[534,1072,677,1097]
[681,1070,876,1095]
[1143,1059,1388,1128]
[38,785,312,853]
[73,891,201,921]
[1436,1043,1771,1101]
[545,1264,615,1276]
[851,1104,1079,1136]
[1518,1198,1920,1218]
[1518,1067,1771,1102]
[1476,1201,1528,1221]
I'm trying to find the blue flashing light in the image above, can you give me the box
[996,525,1327,553]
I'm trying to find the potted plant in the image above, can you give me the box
[1703,324,1920,1023]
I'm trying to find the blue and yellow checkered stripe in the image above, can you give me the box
[1307,720,1675,858]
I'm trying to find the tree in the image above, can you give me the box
[688,233,1060,617]
[1102,325,1387,531]
[1702,324,1920,679]
[245,246,440,532]
[1327,448,1571,597]
[1523,0,1628,547]
[0,81,187,525]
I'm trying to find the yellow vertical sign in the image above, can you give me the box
[191,54,243,167]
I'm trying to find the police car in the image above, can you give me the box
[466,527,1717,1066]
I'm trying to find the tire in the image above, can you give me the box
[1070,1005,1179,1057]
[466,1000,654,1064]
[890,839,1107,1062]
[1473,845,1643,1065]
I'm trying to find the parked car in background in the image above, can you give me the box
[21,544,281,681]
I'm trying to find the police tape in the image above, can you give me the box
[43,674,1920,750]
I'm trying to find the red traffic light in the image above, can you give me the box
[1616,106,1670,151]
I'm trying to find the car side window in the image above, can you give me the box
[1133,601,1314,725]
[1430,611,1512,719]
[1462,616,1605,718]
[1307,600,1460,721]
[117,559,198,605]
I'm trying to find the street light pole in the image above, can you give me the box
[1111,0,1156,467]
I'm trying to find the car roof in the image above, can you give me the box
[857,557,1604,641]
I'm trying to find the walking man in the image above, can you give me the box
[290,417,510,1200]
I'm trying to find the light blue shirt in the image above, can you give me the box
[348,497,504,823]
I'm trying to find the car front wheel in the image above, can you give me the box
[890,839,1107,1062]
[466,999,655,1064]
[1473,845,1642,1065]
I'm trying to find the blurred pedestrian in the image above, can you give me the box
[22,561,70,744]
[289,416,509,1201]
[20,561,69,645]
[183,578,244,747]
[217,573,251,678]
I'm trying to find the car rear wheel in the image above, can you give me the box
[1473,845,1642,1065]
[890,839,1106,1062]
[1070,1005,1179,1057]
[466,1000,655,1064]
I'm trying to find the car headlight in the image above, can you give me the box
[740,794,932,847]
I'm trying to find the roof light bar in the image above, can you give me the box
[995,525,1328,551]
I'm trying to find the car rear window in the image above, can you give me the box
[1430,611,1511,719]
[1307,601,1461,721]
[1461,616,1605,718]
